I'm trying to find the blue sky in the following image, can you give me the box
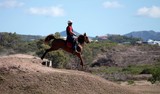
[0,0,160,37]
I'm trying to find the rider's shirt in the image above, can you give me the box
[66,26,74,36]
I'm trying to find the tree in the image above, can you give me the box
[54,32,61,38]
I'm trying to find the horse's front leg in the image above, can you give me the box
[41,48,51,60]
[76,53,84,68]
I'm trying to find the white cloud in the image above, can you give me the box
[137,6,160,18]
[0,0,24,8]
[28,6,65,17]
[103,1,123,8]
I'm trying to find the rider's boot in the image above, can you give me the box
[73,41,78,53]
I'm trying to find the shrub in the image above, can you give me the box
[148,67,160,84]
[127,80,134,85]
[122,66,143,74]
[140,68,152,74]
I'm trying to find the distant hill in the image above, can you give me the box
[124,30,160,41]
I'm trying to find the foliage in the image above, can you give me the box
[2,32,160,83]
[0,32,20,48]
[107,35,141,44]
[54,32,61,38]
[93,65,147,75]
[122,63,160,84]
[90,64,160,82]
[47,50,68,68]
[148,65,160,84]
[127,80,134,85]
[83,41,117,65]
[122,65,145,74]
[0,32,39,54]
[91,66,122,74]
[19,34,43,41]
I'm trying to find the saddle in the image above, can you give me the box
[66,41,73,48]
[66,39,81,52]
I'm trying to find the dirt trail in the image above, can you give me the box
[0,54,140,94]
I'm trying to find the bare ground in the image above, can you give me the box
[121,81,160,94]
[0,54,149,94]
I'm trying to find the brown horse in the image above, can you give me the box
[41,33,90,68]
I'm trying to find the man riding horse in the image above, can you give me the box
[41,20,90,68]
[66,20,77,52]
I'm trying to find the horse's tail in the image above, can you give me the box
[44,34,56,45]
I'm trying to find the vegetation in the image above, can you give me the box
[0,32,38,54]
[90,63,160,83]
[148,65,160,84]
[127,80,135,85]
[1,32,160,84]
[107,35,141,44]
[83,40,117,65]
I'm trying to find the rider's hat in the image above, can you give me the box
[68,20,73,24]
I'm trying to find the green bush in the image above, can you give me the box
[127,80,134,85]
[47,50,69,68]
[148,67,160,84]
[0,32,39,54]
[122,65,145,74]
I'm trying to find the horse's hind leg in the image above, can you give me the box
[41,46,59,60]
[41,48,52,60]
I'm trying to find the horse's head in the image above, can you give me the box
[83,33,90,43]
[78,33,90,45]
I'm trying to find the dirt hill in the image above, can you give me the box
[0,54,140,94]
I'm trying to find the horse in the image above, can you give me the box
[41,33,90,68]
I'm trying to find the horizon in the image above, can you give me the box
[0,0,160,37]
[1,30,158,37]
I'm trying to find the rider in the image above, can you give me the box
[66,20,77,52]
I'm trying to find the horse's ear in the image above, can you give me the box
[84,33,86,36]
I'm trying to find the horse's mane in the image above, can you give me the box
[44,34,56,44]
